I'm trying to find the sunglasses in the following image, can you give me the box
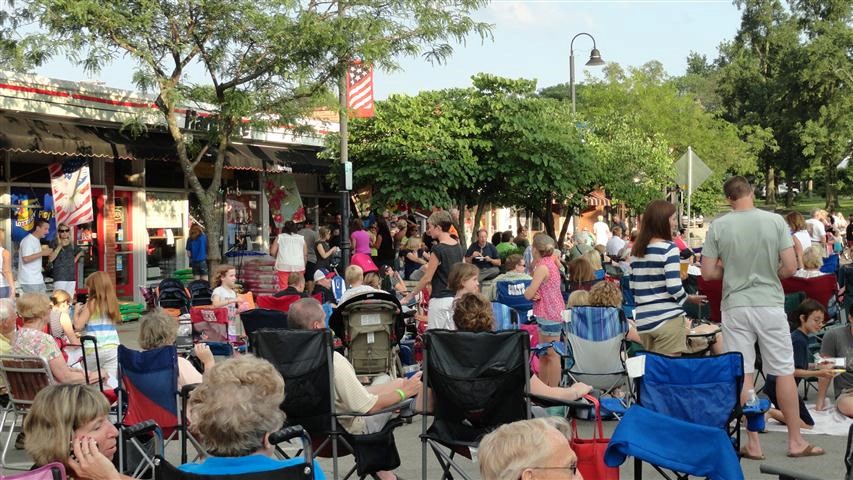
[59,229,70,233]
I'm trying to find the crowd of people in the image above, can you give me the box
[2,175,853,478]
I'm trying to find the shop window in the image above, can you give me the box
[145,192,187,282]
[10,158,52,184]
[115,159,144,187]
[226,193,261,252]
[145,160,185,189]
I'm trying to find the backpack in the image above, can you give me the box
[156,278,191,314]
[187,279,213,306]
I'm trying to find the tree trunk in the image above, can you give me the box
[455,198,468,252]
[540,198,556,239]
[557,204,572,249]
[471,196,487,245]
[765,163,776,205]
[825,159,838,210]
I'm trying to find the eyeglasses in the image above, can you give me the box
[526,464,578,477]
[58,229,70,233]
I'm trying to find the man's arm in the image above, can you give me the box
[701,255,723,281]
[777,246,797,279]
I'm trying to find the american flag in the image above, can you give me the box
[346,60,374,118]
[48,158,93,226]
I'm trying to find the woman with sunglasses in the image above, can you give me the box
[49,223,84,295]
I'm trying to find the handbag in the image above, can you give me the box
[571,395,619,480]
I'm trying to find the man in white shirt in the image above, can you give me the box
[805,209,827,249]
[18,219,51,293]
[592,215,611,247]
[605,226,626,260]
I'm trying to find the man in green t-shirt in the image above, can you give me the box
[701,176,824,460]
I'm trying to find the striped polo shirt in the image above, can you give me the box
[629,241,687,331]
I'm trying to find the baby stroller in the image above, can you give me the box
[329,290,405,379]
[156,278,192,317]
[186,280,213,307]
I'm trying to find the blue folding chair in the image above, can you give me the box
[564,306,629,397]
[491,302,519,331]
[821,254,840,274]
[604,351,745,480]
[495,279,533,322]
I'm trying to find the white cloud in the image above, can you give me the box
[484,1,569,27]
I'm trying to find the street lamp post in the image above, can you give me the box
[569,32,605,114]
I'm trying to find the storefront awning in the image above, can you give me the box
[585,191,611,207]
[0,114,177,161]
[225,143,329,174]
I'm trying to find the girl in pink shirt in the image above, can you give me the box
[524,234,564,387]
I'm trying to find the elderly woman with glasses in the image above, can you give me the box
[479,417,581,480]
[49,223,84,295]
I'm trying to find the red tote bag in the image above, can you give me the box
[570,395,619,480]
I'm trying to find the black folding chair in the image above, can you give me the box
[419,329,533,480]
[252,329,411,480]
[240,308,288,351]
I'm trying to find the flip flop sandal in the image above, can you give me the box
[739,447,765,461]
[787,444,825,458]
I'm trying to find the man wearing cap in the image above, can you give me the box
[312,268,338,305]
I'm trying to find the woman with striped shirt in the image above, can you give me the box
[629,200,706,355]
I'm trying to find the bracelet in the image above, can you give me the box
[395,388,407,402]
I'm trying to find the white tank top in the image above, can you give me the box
[0,247,8,288]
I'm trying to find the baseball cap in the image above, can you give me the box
[313,268,336,282]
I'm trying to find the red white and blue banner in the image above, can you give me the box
[346,60,374,118]
[48,158,93,226]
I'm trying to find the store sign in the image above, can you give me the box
[146,193,186,228]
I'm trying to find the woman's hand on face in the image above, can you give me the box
[68,436,122,480]
[194,343,215,366]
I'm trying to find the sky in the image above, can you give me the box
[31,0,744,100]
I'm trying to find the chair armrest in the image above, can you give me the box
[122,419,159,439]
[339,398,416,418]
[180,383,199,399]
[759,463,823,480]
[269,424,314,459]
[529,393,595,418]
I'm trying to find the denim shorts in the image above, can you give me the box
[191,261,208,276]
[536,316,563,339]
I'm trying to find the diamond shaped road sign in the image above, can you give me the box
[674,149,712,194]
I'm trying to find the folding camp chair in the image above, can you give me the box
[154,425,317,480]
[240,308,288,351]
[252,328,412,480]
[330,291,403,379]
[0,463,66,479]
[0,356,54,467]
[116,345,203,478]
[494,279,533,322]
[605,351,745,480]
[491,302,518,331]
[563,306,630,399]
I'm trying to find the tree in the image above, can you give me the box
[19,0,491,268]
[567,61,753,214]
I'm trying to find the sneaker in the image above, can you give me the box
[14,432,25,450]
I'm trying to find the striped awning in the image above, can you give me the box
[585,191,611,207]
[224,143,329,174]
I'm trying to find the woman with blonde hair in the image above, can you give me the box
[794,246,828,279]
[588,280,623,308]
[73,271,122,388]
[314,226,339,271]
[138,308,214,388]
[180,356,327,477]
[12,293,102,384]
[23,384,131,479]
[524,234,563,387]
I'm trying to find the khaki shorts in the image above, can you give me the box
[638,316,687,355]
[722,306,794,376]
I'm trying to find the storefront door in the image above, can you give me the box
[113,190,135,298]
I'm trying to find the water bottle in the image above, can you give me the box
[746,388,759,408]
